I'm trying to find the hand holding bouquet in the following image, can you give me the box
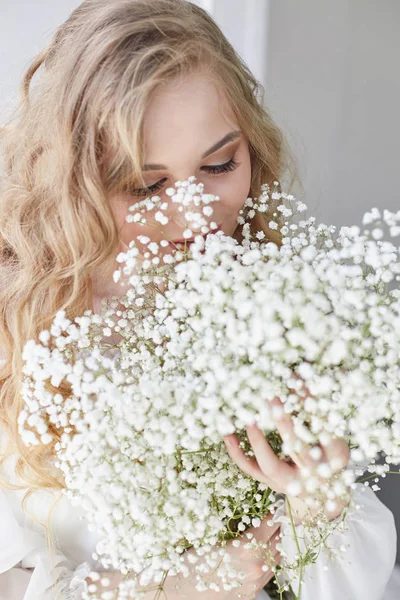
[225,391,351,522]
[19,177,400,598]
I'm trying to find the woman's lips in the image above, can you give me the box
[171,225,223,245]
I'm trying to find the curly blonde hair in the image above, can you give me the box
[0,0,301,495]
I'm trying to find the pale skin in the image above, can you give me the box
[91,69,252,314]
[89,70,351,596]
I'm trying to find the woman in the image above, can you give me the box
[0,1,397,598]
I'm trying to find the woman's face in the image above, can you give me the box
[108,70,252,254]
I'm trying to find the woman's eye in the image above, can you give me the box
[130,156,240,198]
[202,156,240,175]
[129,178,167,198]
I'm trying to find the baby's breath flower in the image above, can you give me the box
[18,177,400,598]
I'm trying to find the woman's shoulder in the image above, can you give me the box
[0,440,104,574]
[0,480,95,598]
[0,422,76,529]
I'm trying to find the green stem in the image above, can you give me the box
[285,497,303,600]
[358,470,400,483]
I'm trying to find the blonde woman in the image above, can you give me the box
[0,1,398,599]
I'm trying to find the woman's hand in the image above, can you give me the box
[135,518,282,599]
[85,518,282,599]
[223,380,351,525]
[85,569,125,595]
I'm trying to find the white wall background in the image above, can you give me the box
[0,0,80,120]
[266,0,400,228]
[194,0,400,225]
[1,0,400,562]
[192,0,271,90]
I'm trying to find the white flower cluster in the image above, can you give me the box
[18,177,400,598]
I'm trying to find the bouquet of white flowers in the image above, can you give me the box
[18,177,400,599]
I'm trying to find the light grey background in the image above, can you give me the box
[1,0,399,562]
[264,0,400,564]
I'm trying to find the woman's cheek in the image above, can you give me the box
[218,165,252,215]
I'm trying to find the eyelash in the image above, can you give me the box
[130,156,240,197]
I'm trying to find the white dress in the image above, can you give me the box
[1,437,399,600]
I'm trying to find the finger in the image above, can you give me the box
[224,434,279,490]
[241,521,282,576]
[321,436,351,473]
[224,522,282,592]
[245,424,300,492]
[266,525,283,558]
[259,547,282,588]
[268,397,323,472]
[242,520,281,547]
[289,374,345,471]
[256,525,283,586]
[289,372,312,401]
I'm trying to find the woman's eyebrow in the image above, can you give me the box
[142,130,242,172]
